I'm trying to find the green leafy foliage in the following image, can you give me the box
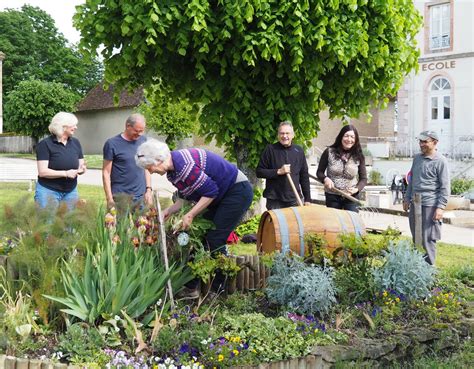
[368,169,383,185]
[219,312,346,363]
[266,253,336,315]
[450,177,474,195]
[235,215,260,237]
[4,80,79,141]
[44,208,193,325]
[0,5,102,131]
[56,324,108,365]
[3,197,98,325]
[373,240,436,300]
[0,6,102,94]
[75,0,421,172]
[335,258,378,306]
[137,82,201,149]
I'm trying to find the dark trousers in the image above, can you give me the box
[325,192,359,213]
[189,181,253,291]
[266,198,300,210]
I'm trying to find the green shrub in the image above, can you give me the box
[220,313,346,363]
[451,177,474,195]
[373,240,436,300]
[266,253,337,315]
[369,169,382,185]
[56,323,108,365]
[235,215,261,237]
[335,259,378,305]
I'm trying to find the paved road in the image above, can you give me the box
[0,157,176,196]
[1,157,473,247]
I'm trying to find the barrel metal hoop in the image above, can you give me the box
[273,209,290,254]
[290,207,305,256]
[333,209,348,233]
[347,211,363,237]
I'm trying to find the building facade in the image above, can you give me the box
[397,0,474,158]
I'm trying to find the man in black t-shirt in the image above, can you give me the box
[256,121,311,210]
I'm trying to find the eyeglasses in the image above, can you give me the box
[419,139,433,144]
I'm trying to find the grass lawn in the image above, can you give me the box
[0,153,103,169]
[0,182,105,208]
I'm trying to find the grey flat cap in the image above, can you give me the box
[418,130,439,141]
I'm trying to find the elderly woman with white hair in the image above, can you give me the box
[35,112,87,209]
[136,139,253,294]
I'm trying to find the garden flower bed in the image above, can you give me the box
[0,199,473,368]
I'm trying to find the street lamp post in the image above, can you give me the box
[0,51,5,134]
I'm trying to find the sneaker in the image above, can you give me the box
[176,286,200,299]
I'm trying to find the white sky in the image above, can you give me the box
[0,0,84,44]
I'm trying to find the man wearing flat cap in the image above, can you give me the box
[403,130,450,265]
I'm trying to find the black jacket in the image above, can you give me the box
[256,142,311,202]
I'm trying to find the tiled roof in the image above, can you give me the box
[76,83,144,112]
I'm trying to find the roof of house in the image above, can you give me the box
[76,83,144,112]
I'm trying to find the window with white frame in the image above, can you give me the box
[430,77,451,120]
[430,3,450,50]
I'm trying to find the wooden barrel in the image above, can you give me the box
[257,204,365,256]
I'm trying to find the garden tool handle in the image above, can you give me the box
[308,173,364,206]
[286,173,304,207]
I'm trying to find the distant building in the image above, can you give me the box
[74,83,145,154]
[397,0,474,158]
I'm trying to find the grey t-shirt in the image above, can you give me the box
[404,151,450,208]
[103,134,147,198]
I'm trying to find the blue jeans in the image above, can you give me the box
[34,182,78,210]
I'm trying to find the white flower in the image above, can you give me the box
[156,299,162,306]
[114,315,121,321]
[114,327,120,332]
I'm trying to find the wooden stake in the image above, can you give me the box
[414,193,422,247]
[154,191,175,309]
[286,173,304,206]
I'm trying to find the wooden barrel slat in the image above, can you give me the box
[257,205,365,255]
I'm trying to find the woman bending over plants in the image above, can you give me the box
[135,139,253,295]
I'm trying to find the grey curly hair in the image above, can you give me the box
[135,139,171,168]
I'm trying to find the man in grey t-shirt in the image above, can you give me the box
[403,130,450,265]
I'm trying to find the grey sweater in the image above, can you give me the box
[404,152,450,209]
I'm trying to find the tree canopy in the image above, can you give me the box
[75,0,421,174]
[137,82,200,149]
[4,80,78,142]
[0,5,102,101]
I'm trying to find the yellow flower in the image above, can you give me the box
[218,354,224,362]
[383,291,388,297]
[233,349,239,356]
[395,297,400,303]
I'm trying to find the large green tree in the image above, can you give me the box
[75,0,421,179]
[0,5,102,115]
[4,80,78,143]
[137,81,200,149]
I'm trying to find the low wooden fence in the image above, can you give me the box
[227,254,270,294]
[0,135,34,153]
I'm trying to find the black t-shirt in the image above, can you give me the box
[36,135,83,192]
